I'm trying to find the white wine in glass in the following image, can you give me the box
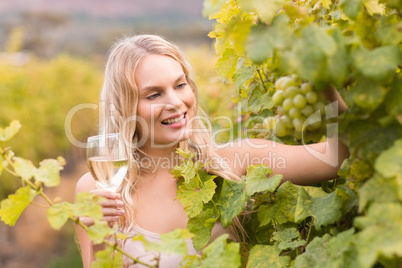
[87,133,128,192]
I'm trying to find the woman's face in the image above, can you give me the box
[135,54,195,149]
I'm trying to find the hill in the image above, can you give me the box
[0,0,213,57]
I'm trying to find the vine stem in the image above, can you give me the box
[256,68,269,92]
[305,217,314,244]
[0,148,54,206]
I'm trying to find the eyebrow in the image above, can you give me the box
[140,74,186,94]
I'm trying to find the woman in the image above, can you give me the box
[75,34,349,267]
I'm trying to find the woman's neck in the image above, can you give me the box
[135,144,180,175]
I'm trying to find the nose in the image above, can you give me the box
[164,89,184,111]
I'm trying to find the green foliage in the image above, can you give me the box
[1,0,402,266]
[133,228,193,256]
[201,0,402,266]
[0,40,103,198]
[0,185,37,226]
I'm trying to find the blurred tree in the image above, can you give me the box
[9,11,69,58]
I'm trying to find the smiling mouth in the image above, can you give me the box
[161,113,186,125]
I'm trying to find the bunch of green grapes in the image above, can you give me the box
[263,75,326,140]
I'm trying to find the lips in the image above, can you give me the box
[161,112,186,125]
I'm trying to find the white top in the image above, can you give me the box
[122,222,235,267]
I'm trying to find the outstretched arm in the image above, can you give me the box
[217,85,349,185]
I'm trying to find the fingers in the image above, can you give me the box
[79,216,95,226]
[86,189,125,226]
[90,189,121,200]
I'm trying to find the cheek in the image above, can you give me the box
[185,90,196,110]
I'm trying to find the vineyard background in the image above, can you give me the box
[0,1,235,267]
[1,0,402,267]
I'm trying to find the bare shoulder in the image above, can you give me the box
[75,172,97,196]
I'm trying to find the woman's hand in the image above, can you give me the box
[322,84,348,114]
[79,189,125,227]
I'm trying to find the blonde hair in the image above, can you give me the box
[99,34,243,239]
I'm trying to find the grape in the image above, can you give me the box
[301,105,314,117]
[289,107,301,118]
[281,76,298,89]
[293,130,302,140]
[272,74,327,140]
[280,115,292,128]
[314,101,325,113]
[282,98,293,112]
[275,120,288,137]
[300,82,312,94]
[262,116,277,130]
[306,119,322,131]
[305,91,318,104]
[292,117,304,132]
[272,90,285,105]
[284,86,300,98]
[293,94,307,109]
[274,77,290,90]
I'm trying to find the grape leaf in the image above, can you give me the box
[13,156,36,180]
[352,77,386,111]
[171,158,197,184]
[374,138,402,179]
[0,186,37,226]
[238,0,286,23]
[133,228,193,256]
[176,171,217,218]
[340,0,363,20]
[293,229,358,268]
[294,187,348,230]
[354,202,402,268]
[247,86,274,114]
[384,77,402,116]
[217,178,247,227]
[246,244,290,268]
[73,192,103,222]
[358,174,400,211]
[0,120,21,142]
[0,155,3,176]
[34,158,65,187]
[246,14,291,64]
[170,148,197,183]
[198,234,240,268]
[244,164,282,196]
[328,28,350,87]
[258,182,299,226]
[302,24,337,57]
[187,201,219,251]
[364,0,385,15]
[375,15,402,45]
[272,227,305,250]
[91,246,123,268]
[87,222,112,244]
[246,23,274,64]
[233,65,254,93]
[322,0,331,9]
[352,45,402,81]
[47,201,73,230]
[208,0,240,23]
[215,47,238,81]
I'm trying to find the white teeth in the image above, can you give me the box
[163,114,185,125]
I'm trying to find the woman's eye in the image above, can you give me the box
[146,93,159,100]
[177,83,187,89]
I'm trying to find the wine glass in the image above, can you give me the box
[86,133,128,192]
